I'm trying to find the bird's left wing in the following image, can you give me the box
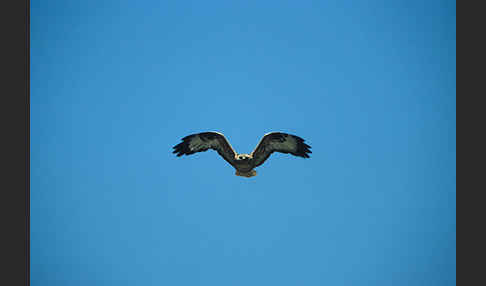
[250,132,311,167]
[172,132,237,167]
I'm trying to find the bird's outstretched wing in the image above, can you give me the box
[173,132,237,166]
[250,132,311,167]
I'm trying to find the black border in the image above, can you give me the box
[26,0,30,283]
[458,1,483,285]
[1,1,29,285]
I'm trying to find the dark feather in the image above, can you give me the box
[250,132,312,167]
[172,132,237,166]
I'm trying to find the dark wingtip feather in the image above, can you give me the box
[173,133,214,157]
[172,135,195,157]
[290,134,312,159]
[267,132,312,159]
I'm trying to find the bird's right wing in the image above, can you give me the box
[173,132,237,166]
[250,132,312,167]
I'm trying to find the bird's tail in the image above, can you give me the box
[235,170,257,178]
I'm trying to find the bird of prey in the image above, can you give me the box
[172,131,311,178]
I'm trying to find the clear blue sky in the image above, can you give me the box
[31,1,456,285]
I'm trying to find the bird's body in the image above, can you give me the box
[232,154,257,177]
[172,131,311,178]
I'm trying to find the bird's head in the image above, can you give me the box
[236,154,251,161]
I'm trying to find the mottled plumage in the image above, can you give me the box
[172,131,311,177]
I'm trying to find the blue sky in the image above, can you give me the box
[31,1,456,285]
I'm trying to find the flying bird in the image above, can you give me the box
[172,131,311,177]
